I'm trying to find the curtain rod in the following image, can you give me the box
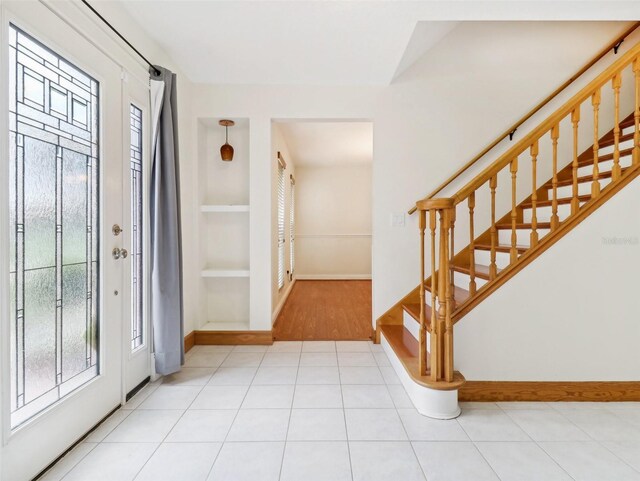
[80,0,161,76]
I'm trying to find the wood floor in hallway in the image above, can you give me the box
[273,280,372,341]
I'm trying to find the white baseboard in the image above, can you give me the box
[295,274,372,280]
[272,278,296,325]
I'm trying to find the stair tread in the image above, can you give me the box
[402,285,470,327]
[598,131,635,149]
[521,194,591,209]
[577,147,634,167]
[496,221,552,230]
[379,325,465,390]
[620,116,636,130]
[381,324,420,358]
[402,303,432,329]
[452,263,499,280]
[474,243,528,254]
[425,284,471,303]
[548,167,630,189]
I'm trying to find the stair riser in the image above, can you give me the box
[498,228,550,247]
[576,158,635,177]
[453,271,487,291]
[403,310,429,346]
[555,176,612,198]
[523,204,572,224]
[620,125,636,138]
[599,137,634,156]
[424,292,453,309]
[524,202,589,223]
[578,161,610,178]
[474,249,512,269]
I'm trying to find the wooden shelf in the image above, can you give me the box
[201,269,250,278]
[201,204,250,213]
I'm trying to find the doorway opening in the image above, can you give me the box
[271,120,373,340]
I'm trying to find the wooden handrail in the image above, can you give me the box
[408,21,640,215]
[452,40,640,205]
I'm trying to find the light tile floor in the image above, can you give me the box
[41,341,640,481]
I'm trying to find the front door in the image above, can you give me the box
[1,4,129,479]
[122,74,151,395]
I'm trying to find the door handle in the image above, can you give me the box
[112,247,128,260]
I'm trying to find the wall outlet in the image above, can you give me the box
[391,213,406,227]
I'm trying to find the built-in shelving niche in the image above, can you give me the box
[197,118,250,330]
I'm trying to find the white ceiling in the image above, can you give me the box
[116,1,457,85]
[114,1,640,86]
[277,122,373,167]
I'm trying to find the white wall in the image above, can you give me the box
[456,177,640,381]
[295,164,372,279]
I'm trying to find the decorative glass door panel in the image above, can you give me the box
[130,104,143,351]
[8,25,100,428]
[123,78,151,395]
[3,4,128,478]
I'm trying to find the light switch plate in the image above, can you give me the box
[391,213,406,227]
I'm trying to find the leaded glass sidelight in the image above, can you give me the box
[8,25,100,428]
[130,105,144,350]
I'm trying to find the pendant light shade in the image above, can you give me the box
[219,119,235,161]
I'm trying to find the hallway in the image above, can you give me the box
[273,280,372,341]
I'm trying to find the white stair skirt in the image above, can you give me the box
[380,331,461,420]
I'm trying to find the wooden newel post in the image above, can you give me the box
[429,210,437,377]
[416,197,456,383]
[418,210,427,375]
[436,209,447,382]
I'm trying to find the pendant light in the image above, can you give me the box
[219,119,235,161]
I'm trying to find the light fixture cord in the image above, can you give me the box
[225,126,228,143]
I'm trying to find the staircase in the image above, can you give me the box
[376,38,640,418]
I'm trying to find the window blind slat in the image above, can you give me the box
[277,164,285,289]
[289,178,295,277]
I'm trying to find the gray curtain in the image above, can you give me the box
[150,66,184,375]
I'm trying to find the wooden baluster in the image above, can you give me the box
[530,140,539,248]
[489,175,498,279]
[510,158,518,263]
[551,124,560,230]
[468,193,477,296]
[418,210,427,375]
[429,210,437,376]
[612,73,622,181]
[444,207,454,383]
[591,88,601,198]
[571,108,581,214]
[634,58,640,166]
